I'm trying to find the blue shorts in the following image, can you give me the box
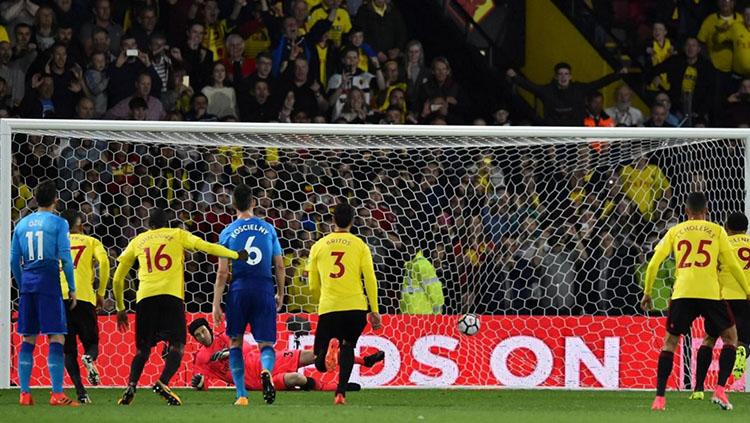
[225,289,276,343]
[17,293,67,336]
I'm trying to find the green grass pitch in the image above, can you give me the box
[0,388,748,422]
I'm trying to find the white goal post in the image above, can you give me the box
[2,119,750,390]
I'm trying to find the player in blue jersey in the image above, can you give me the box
[212,184,285,406]
[9,180,79,407]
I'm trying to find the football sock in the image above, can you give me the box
[656,350,674,397]
[694,345,712,392]
[314,339,330,372]
[717,345,737,387]
[84,344,99,361]
[159,348,183,385]
[302,377,316,391]
[355,356,364,365]
[229,347,247,398]
[129,347,151,386]
[64,353,85,393]
[18,342,34,394]
[260,346,276,372]
[337,343,355,396]
[48,342,65,394]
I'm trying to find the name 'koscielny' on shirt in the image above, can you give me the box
[229,224,270,238]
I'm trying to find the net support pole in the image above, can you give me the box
[0,120,12,389]
[746,136,750,392]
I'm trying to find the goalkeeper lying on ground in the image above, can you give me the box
[188,319,384,391]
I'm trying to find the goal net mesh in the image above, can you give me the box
[6,128,746,390]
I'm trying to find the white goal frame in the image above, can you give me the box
[2,118,750,389]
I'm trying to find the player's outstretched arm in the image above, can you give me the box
[212,258,229,325]
[308,245,321,302]
[181,230,244,260]
[58,219,77,298]
[273,254,285,311]
[361,246,381,329]
[9,230,23,285]
[642,232,672,311]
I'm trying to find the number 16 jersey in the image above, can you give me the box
[219,217,281,294]
[646,220,746,300]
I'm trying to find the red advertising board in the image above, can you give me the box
[9,314,747,390]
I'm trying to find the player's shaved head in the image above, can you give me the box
[726,212,748,233]
[333,203,355,228]
[61,209,82,233]
[686,192,707,214]
[149,207,169,229]
[35,180,58,208]
[233,184,254,212]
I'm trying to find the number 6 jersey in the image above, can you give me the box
[218,217,281,294]
[645,220,749,300]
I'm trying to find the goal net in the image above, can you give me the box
[2,120,749,391]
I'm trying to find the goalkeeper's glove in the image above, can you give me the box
[210,348,230,361]
[191,374,205,390]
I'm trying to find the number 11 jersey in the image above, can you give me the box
[219,217,281,294]
[648,220,742,300]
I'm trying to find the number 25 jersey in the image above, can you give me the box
[649,220,743,300]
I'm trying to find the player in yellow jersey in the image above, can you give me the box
[642,193,750,411]
[113,208,247,406]
[308,203,382,405]
[59,210,110,404]
[690,212,750,400]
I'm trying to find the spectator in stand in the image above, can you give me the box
[234,2,272,62]
[51,0,88,33]
[403,39,428,113]
[308,30,337,89]
[128,96,148,120]
[149,32,172,94]
[647,38,713,125]
[697,0,739,96]
[582,91,614,128]
[106,72,166,120]
[90,27,114,62]
[335,86,370,122]
[506,62,626,126]
[131,6,158,50]
[714,6,750,79]
[327,45,382,121]
[107,33,162,106]
[188,0,244,61]
[374,59,405,111]
[725,78,750,126]
[244,51,274,96]
[222,34,255,89]
[2,0,38,32]
[654,92,682,127]
[0,77,12,113]
[239,80,278,122]
[18,72,55,118]
[270,6,334,77]
[32,5,56,53]
[604,85,644,127]
[278,57,328,117]
[0,41,24,107]
[12,23,37,73]
[620,155,671,221]
[354,0,406,63]
[56,21,84,67]
[45,43,86,118]
[202,61,237,118]
[306,0,351,47]
[79,0,123,55]
[84,51,109,116]
[644,103,673,127]
[185,92,217,121]
[644,21,675,98]
[346,26,378,73]
[177,21,213,91]
[75,96,95,119]
[420,57,465,122]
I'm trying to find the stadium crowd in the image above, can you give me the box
[6,0,750,316]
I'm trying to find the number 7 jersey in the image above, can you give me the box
[645,220,748,300]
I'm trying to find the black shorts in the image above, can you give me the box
[135,295,186,349]
[63,300,98,355]
[727,300,750,344]
[314,310,367,353]
[667,298,734,337]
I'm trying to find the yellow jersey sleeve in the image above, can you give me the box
[308,242,321,298]
[360,241,379,314]
[113,239,137,312]
[644,228,673,297]
[180,229,239,260]
[93,238,110,297]
[718,230,750,298]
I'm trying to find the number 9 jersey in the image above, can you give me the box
[719,233,750,300]
[219,217,282,293]
[645,220,749,300]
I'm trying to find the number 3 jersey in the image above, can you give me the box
[114,228,239,309]
[719,234,750,300]
[219,217,281,294]
[645,220,749,300]
[308,231,379,315]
